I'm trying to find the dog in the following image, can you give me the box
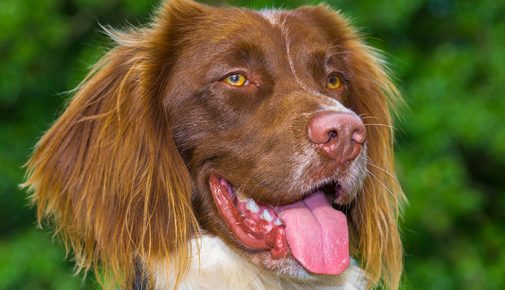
[24,0,405,289]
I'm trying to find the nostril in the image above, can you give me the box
[351,125,367,145]
[328,130,338,141]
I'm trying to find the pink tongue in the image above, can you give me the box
[275,191,350,275]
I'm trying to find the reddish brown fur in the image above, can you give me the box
[24,0,405,289]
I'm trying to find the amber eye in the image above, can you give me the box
[327,75,342,90]
[224,73,248,87]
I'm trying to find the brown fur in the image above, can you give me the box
[23,0,405,289]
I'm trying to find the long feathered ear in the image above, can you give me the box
[296,5,407,290]
[346,38,406,290]
[23,0,206,288]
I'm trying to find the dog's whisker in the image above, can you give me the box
[359,115,379,121]
[364,123,396,130]
[366,169,398,204]
[366,158,400,183]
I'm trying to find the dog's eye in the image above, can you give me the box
[327,75,342,90]
[224,73,248,87]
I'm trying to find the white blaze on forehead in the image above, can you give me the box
[260,8,352,107]
[260,9,282,25]
[259,9,314,94]
[260,9,356,118]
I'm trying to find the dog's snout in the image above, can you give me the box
[307,112,366,162]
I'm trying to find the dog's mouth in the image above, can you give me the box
[209,174,350,276]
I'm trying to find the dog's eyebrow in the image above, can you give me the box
[325,52,348,66]
[306,49,346,75]
[203,41,270,81]
[224,41,268,67]
[308,50,327,64]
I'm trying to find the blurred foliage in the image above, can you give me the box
[0,0,504,289]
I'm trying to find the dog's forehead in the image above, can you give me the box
[259,9,330,43]
[195,7,333,55]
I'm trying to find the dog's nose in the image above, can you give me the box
[307,112,366,163]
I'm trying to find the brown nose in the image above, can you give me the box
[307,112,366,163]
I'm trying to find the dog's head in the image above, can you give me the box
[24,0,405,289]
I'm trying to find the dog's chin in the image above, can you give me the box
[248,250,331,282]
[206,151,367,281]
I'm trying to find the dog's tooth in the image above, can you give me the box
[274,218,283,226]
[260,209,273,222]
[246,199,260,213]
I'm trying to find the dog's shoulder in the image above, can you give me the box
[150,235,367,290]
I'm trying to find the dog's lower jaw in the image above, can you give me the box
[149,234,367,290]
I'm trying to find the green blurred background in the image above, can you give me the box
[1,0,504,289]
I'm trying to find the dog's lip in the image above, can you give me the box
[208,174,289,259]
[208,173,351,275]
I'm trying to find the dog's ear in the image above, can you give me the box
[295,5,406,290]
[23,0,207,288]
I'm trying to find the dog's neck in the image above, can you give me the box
[149,235,367,290]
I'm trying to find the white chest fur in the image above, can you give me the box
[151,235,367,290]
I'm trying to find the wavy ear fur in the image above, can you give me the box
[23,0,206,288]
[297,5,406,290]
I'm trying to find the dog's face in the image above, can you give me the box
[166,6,368,279]
[24,0,405,289]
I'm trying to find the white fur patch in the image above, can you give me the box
[151,235,367,290]
[260,9,281,25]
